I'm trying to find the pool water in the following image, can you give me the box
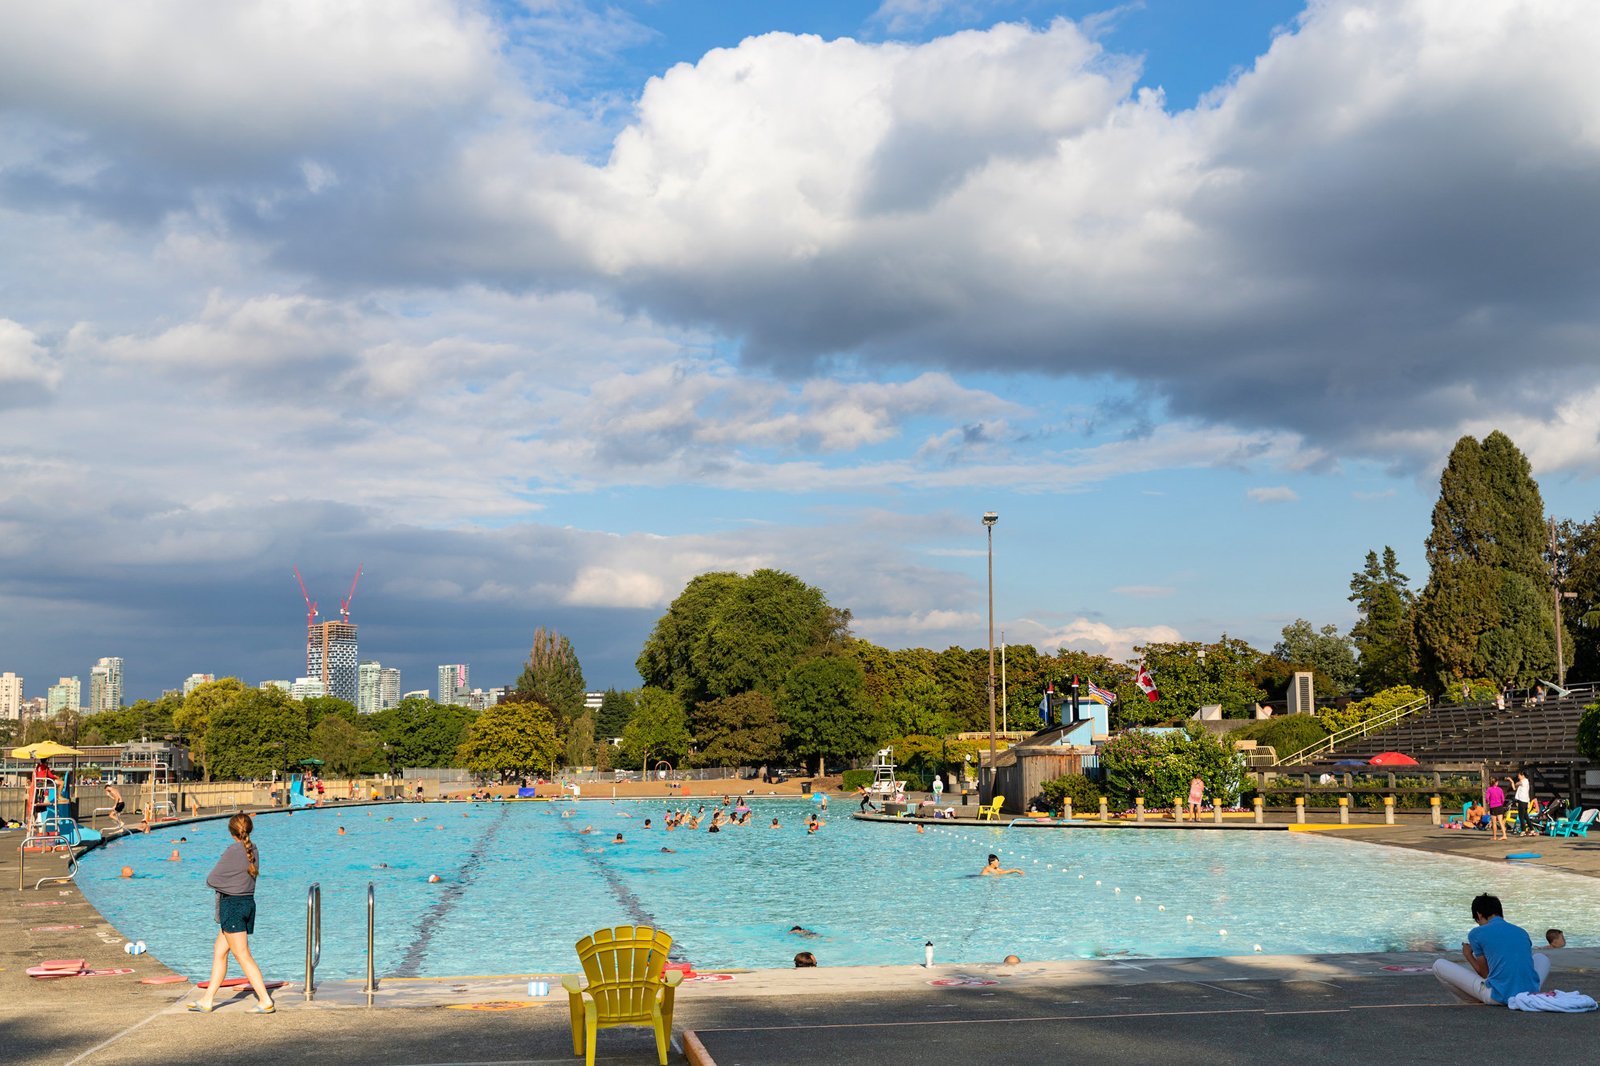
[79,800,1597,980]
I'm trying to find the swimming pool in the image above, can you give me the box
[79,800,1596,980]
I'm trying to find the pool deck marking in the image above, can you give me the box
[392,803,513,978]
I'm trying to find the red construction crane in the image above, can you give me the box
[293,566,318,629]
[339,565,363,623]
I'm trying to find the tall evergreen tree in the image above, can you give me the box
[1555,516,1600,683]
[516,626,586,725]
[1348,547,1416,692]
[1415,432,1554,689]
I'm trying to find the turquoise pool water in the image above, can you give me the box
[78,800,1597,980]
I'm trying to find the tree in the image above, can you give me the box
[637,569,848,706]
[596,688,636,741]
[457,699,559,781]
[302,696,358,730]
[206,688,311,780]
[312,716,380,777]
[777,655,874,776]
[1348,547,1417,692]
[1272,620,1358,695]
[1416,432,1555,689]
[691,691,782,768]
[82,695,181,745]
[368,696,476,770]
[1556,516,1600,684]
[619,687,691,770]
[564,711,597,769]
[172,678,247,781]
[517,626,586,725]
[1119,639,1266,725]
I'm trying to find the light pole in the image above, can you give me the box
[983,511,999,800]
[1549,518,1577,690]
[1197,644,1206,715]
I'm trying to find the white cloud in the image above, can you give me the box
[0,319,60,401]
[1010,617,1184,661]
[1247,486,1299,504]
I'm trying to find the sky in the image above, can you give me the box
[3,0,1599,703]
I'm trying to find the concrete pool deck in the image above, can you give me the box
[8,815,1600,1065]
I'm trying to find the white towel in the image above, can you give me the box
[1506,989,1599,1012]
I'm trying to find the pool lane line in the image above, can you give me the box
[392,802,514,978]
[560,823,662,941]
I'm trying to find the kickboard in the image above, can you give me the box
[1506,852,1542,860]
[29,967,134,979]
[35,959,86,973]
[195,978,287,990]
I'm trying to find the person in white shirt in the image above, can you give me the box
[1513,772,1532,837]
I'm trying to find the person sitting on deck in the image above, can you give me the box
[1432,893,1550,1005]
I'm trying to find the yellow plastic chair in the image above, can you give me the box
[977,795,1005,821]
[563,925,682,1066]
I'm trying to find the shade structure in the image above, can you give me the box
[9,742,84,760]
[1368,751,1419,766]
[298,757,326,766]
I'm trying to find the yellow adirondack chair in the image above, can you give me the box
[563,925,682,1066]
[978,795,1005,821]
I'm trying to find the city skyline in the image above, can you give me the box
[4,2,1600,702]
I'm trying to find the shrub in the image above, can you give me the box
[1577,703,1600,761]
[1039,773,1102,812]
[1318,684,1429,735]
[1099,724,1246,807]
[1234,715,1330,761]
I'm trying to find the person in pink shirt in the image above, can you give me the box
[1484,778,1508,841]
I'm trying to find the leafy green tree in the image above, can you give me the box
[1416,432,1555,689]
[82,695,181,745]
[595,688,636,740]
[173,678,247,781]
[312,715,381,777]
[206,688,312,780]
[691,691,782,768]
[516,626,586,725]
[1552,517,1599,683]
[878,673,957,741]
[1348,547,1417,692]
[1576,702,1600,761]
[302,696,358,730]
[777,655,874,776]
[1318,684,1429,734]
[637,569,848,706]
[1120,639,1265,725]
[368,696,476,770]
[564,711,597,769]
[1272,619,1358,695]
[1098,723,1245,807]
[619,686,691,769]
[457,699,559,781]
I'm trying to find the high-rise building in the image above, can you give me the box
[306,621,358,704]
[438,664,470,706]
[259,680,292,693]
[290,676,327,701]
[182,673,215,696]
[88,657,124,712]
[46,677,81,714]
[358,661,403,713]
[0,672,22,721]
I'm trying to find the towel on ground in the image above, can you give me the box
[1506,989,1598,1012]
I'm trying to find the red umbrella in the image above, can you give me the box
[1369,751,1418,766]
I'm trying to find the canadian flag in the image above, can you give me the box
[1136,664,1160,702]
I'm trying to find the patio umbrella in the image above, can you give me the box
[9,742,84,760]
[1369,752,1419,766]
[298,758,326,766]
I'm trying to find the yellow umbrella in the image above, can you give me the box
[9,742,84,760]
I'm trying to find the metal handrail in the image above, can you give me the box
[1274,695,1431,766]
[304,883,322,1001]
[363,882,378,995]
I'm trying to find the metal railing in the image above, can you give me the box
[364,882,378,996]
[304,883,322,1001]
[1274,694,1431,766]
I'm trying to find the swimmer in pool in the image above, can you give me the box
[579,826,594,834]
[770,818,781,828]
[789,925,818,938]
[981,854,1024,876]
[612,833,625,843]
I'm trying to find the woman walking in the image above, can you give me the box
[1484,778,1508,842]
[188,813,274,1013]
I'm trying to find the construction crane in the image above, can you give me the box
[339,565,363,623]
[293,566,320,630]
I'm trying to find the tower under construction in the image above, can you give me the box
[295,566,362,705]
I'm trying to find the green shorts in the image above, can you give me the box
[218,895,256,935]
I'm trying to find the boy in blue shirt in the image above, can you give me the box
[1432,894,1550,1005]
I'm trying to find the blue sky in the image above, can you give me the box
[1,0,1598,702]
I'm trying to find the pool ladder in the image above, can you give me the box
[304,882,379,1003]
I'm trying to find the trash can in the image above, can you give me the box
[799,780,813,794]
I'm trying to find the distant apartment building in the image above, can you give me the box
[20,696,47,721]
[88,657,124,712]
[358,661,402,713]
[584,691,604,712]
[402,689,431,702]
[259,680,292,693]
[306,621,358,704]
[47,677,81,714]
[290,676,327,701]
[182,673,215,696]
[438,664,471,707]
[0,672,22,721]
